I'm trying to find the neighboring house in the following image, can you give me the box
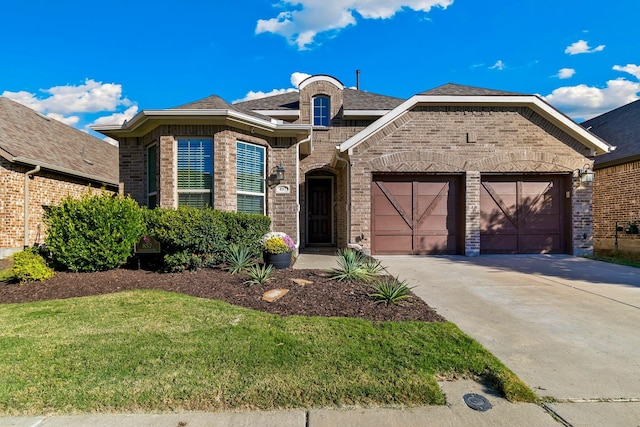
[95,74,613,256]
[582,99,640,253]
[0,97,119,257]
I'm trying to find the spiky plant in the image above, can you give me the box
[225,244,255,275]
[244,263,274,286]
[370,276,414,305]
[330,248,373,282]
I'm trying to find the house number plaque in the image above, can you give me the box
[275,185,290,194]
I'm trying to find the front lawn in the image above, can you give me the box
[0,289,535,415]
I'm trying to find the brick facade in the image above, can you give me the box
[348,106,594,255]
[593,161,640,252]
[0,158,112,257]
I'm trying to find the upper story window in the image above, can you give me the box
[236,141,265,214]
[177,138,213,208]
[313,95,330,127]
[147,144,157,209]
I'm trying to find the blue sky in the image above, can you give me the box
[2,0,638,142]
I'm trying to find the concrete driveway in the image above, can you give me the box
[378,255,640,426]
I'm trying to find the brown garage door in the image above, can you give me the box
[372,175,463,255]
[480,175,570,254]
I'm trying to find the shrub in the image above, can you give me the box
[12,248,55,284]
[330,249,378,282]
[370,276,414,305]
[145,207,227,269]
[225,244,255,274]
[244,263,274,286]
[44,192,145,272]
[219,212,271,257]
[163,251,203,273]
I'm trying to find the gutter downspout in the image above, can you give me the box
[295,132,312,252]
[24,165,41,248]
[334,148,352,248]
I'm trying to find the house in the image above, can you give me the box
[0,97,119,257]
[94,74,613,256]
[582,99,640,253]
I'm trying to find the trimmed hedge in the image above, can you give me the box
[44,192,145,272]
[144,207,270,272]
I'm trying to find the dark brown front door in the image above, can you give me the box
[371,175,463,255]
[307,178,332,244]
[480,175,570,254]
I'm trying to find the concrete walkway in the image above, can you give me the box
[378,254,640,427]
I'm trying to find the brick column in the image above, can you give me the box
[159,135,176,208]
[465,171,481,256]
[572,179,594,256]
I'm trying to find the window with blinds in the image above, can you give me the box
[236,141,265,214]
[177,138,213,208]
[147,144,157,208]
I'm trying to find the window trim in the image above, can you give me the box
[313,95,330,127]
[176,137,214,208]
[236,140,266,215]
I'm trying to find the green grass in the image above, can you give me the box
[586,250,640,268]
[0,290,535,415]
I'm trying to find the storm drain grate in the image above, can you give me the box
[463,393,492,411]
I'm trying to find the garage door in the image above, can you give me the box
[480,175,570,254]
[372,175,463,255]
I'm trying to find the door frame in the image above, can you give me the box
[305,175,335,246]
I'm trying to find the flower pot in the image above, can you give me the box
[263,251,291,269]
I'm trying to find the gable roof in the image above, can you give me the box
[175,94,274,121]
[339,83,614,156]
[0,97,119,186]
[582,99,640,168]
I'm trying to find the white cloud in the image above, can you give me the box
[557,68,576,79]
[543,78,640,120]
[613,64,640,80]
[3,79,136,134]
[233,72,311,103]
[46,113,80,126]
[256,0,454,49]
[490,60,505,70]
[564,39,605,55]
[90,106,139,127]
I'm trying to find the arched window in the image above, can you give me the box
[313,95,330,127]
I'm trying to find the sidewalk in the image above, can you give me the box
[0,380,558,427]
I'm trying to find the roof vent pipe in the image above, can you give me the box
[356,69,360,91]
[24,165,41,248]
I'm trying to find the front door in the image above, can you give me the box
[307,177,333,244]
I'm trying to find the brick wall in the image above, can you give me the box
[349,106,594,255]
[0,158,114,256]
[593,161,640,252]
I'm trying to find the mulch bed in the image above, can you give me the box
[0,267,445,322]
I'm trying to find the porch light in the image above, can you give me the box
[575,165,594,184]
[267,164,285,185]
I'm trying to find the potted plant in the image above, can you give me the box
[260,232,296,269]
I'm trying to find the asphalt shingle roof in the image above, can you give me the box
[0,97,118,185]
[234,89,404,112]
[582,99,640,167]
[174,94,274,121]
[419,83,525,96]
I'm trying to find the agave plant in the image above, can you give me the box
[225,244,255,275]
[330,248,376,282]
[244,263,274,286]
[370,276,414,305]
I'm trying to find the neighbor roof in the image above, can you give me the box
[582,99,640,168]
[0,97,119,186]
